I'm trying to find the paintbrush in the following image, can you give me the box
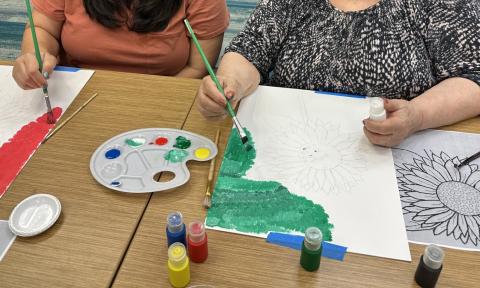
[42,93,98,143]
[183,19,250,149]
[203,129,220,209]
[25,0,55,124]
[455,151,480,169]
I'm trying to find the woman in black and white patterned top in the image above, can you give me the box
[196,0,480,147]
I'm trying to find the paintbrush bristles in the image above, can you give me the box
[203,129,220,209]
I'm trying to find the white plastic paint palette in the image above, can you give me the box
[90,128,218,193]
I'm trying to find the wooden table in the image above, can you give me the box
[0,66,199,287]
[1,62,480,287]
[112,98,480,287]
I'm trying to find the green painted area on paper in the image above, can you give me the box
[173,136,191,149]
[125,137,146,147]
[164,149,189,163]
[206,129,333,240]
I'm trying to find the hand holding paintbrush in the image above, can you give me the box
[21,0,56,124]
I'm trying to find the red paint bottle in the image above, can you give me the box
[187,220,208,263]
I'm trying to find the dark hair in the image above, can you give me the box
[83,0,182,33]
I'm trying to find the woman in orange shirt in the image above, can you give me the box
[13,0,229,89]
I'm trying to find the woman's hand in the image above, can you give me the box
[196,75,243,121]
[13,52,57,90]
[363,99,423,147]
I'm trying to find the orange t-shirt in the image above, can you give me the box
[32,0,229,75]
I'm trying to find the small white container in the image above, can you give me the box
[8,194,61,237]
[369,97,387,121]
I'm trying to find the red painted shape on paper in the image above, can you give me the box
[0,107,62,197]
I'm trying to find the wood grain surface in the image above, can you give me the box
[112,98,480,288]
[0,66,198,287]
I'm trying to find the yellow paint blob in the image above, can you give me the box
[194,147,210,159]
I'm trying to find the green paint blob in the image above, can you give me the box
[125,137,146,147]
[164,149,189,163]
[206,129,334,240]
[173,136,191,149]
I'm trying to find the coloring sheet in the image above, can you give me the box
[206,86,411,261]
[0,65,94,197]
[393,129,480,252]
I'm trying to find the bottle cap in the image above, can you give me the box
[369,97,385,115]
[167,211,184,233]
[304,227,323,251]
[423,244,444,270]
[168,242,187,268]
[188,220,206,243]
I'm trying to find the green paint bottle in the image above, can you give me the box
[300,227,323,272]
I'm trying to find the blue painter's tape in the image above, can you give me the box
[54,66,80,72]
[267,232,304,250]
[315,90,366,99]
[266,232,347,261]
[322,241,348,261]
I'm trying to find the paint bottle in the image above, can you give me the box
[166,212,186,247]
[187,220,208,263]
[300,227,323,272]
[167,242,191,288]
[369,97,386,121]
[414,244,444,288]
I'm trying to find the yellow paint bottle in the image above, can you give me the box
[167,242,190,288]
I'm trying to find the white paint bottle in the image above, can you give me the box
[369,97,386,121]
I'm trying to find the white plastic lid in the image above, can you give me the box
[304,227,323,251]
[369,97,385,114]
[423,244,444,269]
[168,242,188,268]
[188,220,205,243]
[8,194,61,237]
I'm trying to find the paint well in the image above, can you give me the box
[105,148,121,159]
[155,137,169,146]
[194,148,210,159]
[110,181,122,187]
[125,137,146,147]
[164,149,189,163]
[173,136,191,149]
[206,128,334,239]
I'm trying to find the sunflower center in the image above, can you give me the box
[301,146,341,170]
[436,181,480,216]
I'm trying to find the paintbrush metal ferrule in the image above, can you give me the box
[42,87,55,123]
[232,116,248,144]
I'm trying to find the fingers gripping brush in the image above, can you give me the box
[184,19,250,149]
[25,0,55,124]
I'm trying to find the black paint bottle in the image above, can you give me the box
[415,244,444,288]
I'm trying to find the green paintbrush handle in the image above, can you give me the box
[25,0,43,72]
[183,19,236,118]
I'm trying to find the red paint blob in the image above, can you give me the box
[0,107,62,197]
[155,137,168,146]
[188,233,208,263]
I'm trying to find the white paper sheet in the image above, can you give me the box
[393,129,480,252]
[0,65,94,197]
[208,86,411,261]
[0,220,16,262]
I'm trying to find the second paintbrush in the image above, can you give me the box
[183,19,249,147]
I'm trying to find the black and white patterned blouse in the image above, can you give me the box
[225,0,480,99]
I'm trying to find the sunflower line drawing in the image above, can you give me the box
[394,149,480,246]
[250,94,366,195]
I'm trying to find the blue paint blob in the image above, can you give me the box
[105,148,121,159]
[111,181,122,187]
